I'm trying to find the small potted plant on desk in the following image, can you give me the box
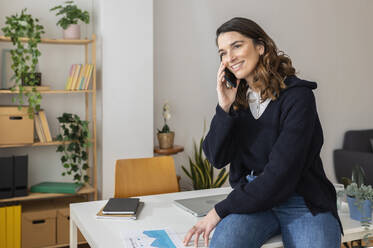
[345,183,373,248]
[157,102,174,149]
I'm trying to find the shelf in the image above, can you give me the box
[0,89,94,94]
[0,140,63,148]
[0,184,96,203]
[0,36,93,45]
[44,241,88,248]
[0,138,94,148]
[154,145,184,155]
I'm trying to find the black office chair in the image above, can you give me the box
[334,129,373,186]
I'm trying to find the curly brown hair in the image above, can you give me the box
[216,17,296,110]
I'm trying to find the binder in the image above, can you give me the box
[0,205,21,248]
[14,205,21,248]
[0,207,6,248]
[6,206,14,248]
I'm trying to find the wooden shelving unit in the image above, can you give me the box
[0,35,98,201]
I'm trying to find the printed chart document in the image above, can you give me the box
[120,229,185,248]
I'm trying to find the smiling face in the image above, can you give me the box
[217,31,264,83]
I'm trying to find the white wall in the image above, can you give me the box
[100,0,154,199]
[0,0,99,187]
[154,0,373,189]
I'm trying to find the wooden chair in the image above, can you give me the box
[114,156,180,198]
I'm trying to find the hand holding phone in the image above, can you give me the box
[217,62,240,113]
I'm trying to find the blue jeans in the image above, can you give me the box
[210,174,341,248]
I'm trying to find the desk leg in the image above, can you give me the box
[70,216,78,248]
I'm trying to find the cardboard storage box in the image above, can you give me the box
[0,106,34,145]
[21,206,56,248]
[57,208,86,244]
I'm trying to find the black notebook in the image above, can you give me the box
[102,198,140,215]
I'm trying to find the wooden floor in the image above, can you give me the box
[342,239,373,248]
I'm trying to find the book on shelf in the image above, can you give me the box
[30,182,83,194]
[84,64,94,90]
[38,110,52,142]
[34,113,46,143]
[70,64,81,90]
[77,64,88,90]
[65,64,94,90]
[65,64,75,90]
[34,111,52,143]
[75,64,85,90]
[96,202,144,220]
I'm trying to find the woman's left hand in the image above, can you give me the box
[183,208,221,247]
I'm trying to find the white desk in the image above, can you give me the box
[70,187,372,248]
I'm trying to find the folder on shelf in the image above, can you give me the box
[13,205,21,248]
[38,110,52,142]
[0,206,6,248]
[1,205,21,248]
[30,182,83,194]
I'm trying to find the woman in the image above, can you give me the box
[183,17,342,248]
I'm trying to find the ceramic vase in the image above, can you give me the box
[63,24,80,40]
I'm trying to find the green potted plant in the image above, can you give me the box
[1,8,45,118]
[56,113,91,184]
[157,102,175,149]
[346,183,373,221]
[50,1,90,39]
[182,121,229,190]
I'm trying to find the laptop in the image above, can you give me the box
[173,194,228,217]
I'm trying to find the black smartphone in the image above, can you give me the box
[224,68,237,88]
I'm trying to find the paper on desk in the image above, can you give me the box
[120,228,185,248]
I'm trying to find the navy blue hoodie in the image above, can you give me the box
[203,75,342,232]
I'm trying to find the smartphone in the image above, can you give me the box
[224,68,237,88]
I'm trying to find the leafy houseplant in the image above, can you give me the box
[50,1,90,39]
[182,122,229,190]
[1,8,45,118]
[345,183,373,247]
[157,102,174,149]
[56,113,91,184]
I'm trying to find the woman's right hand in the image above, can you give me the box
[217,62,240,113]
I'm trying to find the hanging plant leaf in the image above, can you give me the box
[57,113,91,184]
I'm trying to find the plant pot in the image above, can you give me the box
[157,132,175,149]
[21,72,42,86]
[347,196,372,221]
[63,24,81,40]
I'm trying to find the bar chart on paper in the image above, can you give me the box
[121,229,185,248]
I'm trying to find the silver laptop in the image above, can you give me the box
[174,194,228,217]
